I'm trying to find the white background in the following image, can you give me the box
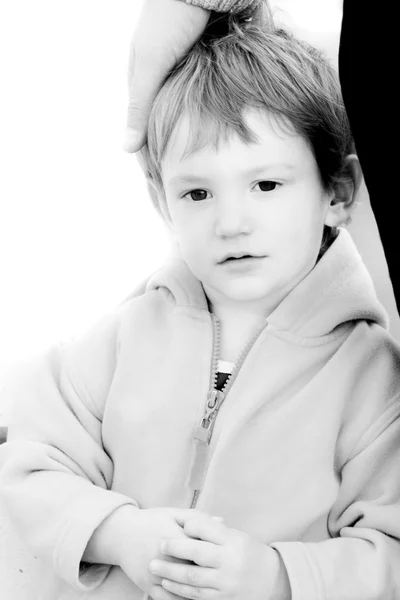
[1,4,399,593]
[1,0,398,391]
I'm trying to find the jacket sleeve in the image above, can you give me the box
[183,0,261,14]
[271,398,400,600]
[0,313,138,594]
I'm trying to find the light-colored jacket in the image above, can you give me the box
[1,229,400,600]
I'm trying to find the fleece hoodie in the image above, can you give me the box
[1,229,400,600]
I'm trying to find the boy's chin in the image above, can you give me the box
[215,282,275,304]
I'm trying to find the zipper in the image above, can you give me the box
[147,318,265,600]
[188,314,267,509]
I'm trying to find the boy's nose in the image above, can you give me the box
[214,196,252,238]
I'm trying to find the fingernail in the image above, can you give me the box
[123,128,142,153]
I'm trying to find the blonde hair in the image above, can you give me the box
[141,5,354,220]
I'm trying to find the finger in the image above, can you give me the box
[183,513,227,545]
[174,509,204,530]
[161,577,217,599]
[150,584,184,600]
[161,538,221,568]
[174,511,224,528]
[124,0,210,152]
[123,127,145,154]
[124,52,168,152]
[150,559,220,589]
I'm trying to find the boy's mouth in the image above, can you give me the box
[218,252,264,264]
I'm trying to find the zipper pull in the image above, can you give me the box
[204,389,224,422]
[186,390,225,492]
[187,419,212,491]
[186,434,210,491]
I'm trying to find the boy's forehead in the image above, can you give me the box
[161,108,306,178]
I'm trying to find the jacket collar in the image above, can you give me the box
[145,229,388,338]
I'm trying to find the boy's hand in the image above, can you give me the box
[117,507,195,593]
[124,0,210,153]
[148,512,290,599]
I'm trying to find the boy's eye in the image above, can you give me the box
[184,189,209,202]
[255,181,278,192]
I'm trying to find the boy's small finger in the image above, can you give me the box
[174,514,185,528]
[212,516,224,523]
[174,508,200,528]
[183,513,225,545]
[160,538,220,568]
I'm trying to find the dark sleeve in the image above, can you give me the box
[339,1,399,313]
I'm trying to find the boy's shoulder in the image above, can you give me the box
[69,258,205,347]
[352,316,400,368]
[59,260,207,404]
[348,317,400,403]
[336,319,400,464]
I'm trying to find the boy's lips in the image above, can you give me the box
[218,254,266,273]
[217,252,266,264]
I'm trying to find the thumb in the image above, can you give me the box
[123,0,210,153]
[123,51,166,153]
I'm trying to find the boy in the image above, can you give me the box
[1,5,400,600]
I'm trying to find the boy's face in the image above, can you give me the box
[160,108,337,314]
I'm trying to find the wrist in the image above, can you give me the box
[82,504,139,567]
[270,548,291,600]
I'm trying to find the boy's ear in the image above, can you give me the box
[324,154,363,227]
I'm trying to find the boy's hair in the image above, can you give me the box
[141,3,354,215]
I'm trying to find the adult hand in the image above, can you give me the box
[124,0,210,153]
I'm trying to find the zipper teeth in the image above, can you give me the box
[190,489,200,509]
[210,314,221,391]
[218,320,267,397]
[189,318,267,509]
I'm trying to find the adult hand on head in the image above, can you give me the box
[124,0,210,153]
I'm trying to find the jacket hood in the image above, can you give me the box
[143,229,388,339]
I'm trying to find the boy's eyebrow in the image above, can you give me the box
[245,164,295,177]
[167,164,295,186]
[168,175,213,186]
